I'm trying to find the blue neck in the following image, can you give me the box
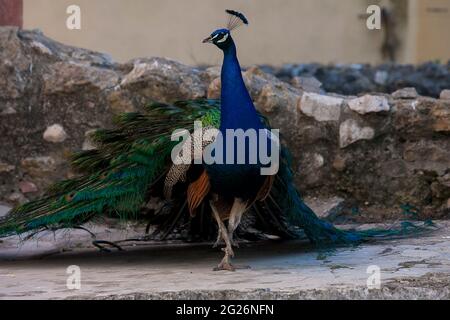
[220,41,262,131]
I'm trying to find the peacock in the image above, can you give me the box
[0,10,430,271]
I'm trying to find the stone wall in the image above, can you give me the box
[0,27,449,221]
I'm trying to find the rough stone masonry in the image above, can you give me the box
[0,27,449,223]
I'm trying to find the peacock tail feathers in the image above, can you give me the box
[0,99,221,237]
[272,147,435,245]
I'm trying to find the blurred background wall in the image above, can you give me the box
[1,0,449,65]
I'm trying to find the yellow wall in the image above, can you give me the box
[416,0,450,63]
[23,0,450,66]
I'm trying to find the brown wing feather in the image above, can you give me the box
[187,170,211,216]
[245,175,276,210]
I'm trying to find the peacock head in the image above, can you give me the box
[203,28,232,49]
[203,10,248,50]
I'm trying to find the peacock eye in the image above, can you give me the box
[216,33,229,43]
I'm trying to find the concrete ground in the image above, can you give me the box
[0,220,450,300]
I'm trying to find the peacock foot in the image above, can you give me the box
[213,261,251,272]
[213,247,235,271]
[213,261,236,272]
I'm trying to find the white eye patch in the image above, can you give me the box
[211,34,220,40]
[217,33,229,43]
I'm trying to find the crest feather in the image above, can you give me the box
[226,9,249,31]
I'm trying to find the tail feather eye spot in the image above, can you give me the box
[65,193,76,202]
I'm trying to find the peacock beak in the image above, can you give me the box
[202,36,213,43]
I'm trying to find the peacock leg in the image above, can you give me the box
[210,201,235,271]
[212,230,223,248]
[227,198,248,248]
[210,195,224,248]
